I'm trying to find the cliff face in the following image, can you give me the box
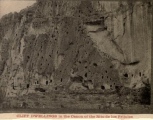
[0,0,152,108]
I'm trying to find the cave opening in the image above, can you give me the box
[139,72,141,77]
[124,73,128,78]
[85,73,87,77]
[27,84,30,88]
[93,63,97,67]
[101,85,105,90]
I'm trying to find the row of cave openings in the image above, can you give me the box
[14,70,147,92]
[123,71,145,78]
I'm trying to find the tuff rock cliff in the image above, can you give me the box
[0,0,152,109]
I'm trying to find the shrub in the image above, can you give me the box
[140,84,151,105]
[0,88,5,105]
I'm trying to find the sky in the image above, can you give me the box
[0,0,36,18]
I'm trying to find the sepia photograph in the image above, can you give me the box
[0,0,152,115]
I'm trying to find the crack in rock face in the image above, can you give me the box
[0,0,152,109]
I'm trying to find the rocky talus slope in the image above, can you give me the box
[0,0,152,111]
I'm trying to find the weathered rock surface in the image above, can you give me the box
[0,0,152,109]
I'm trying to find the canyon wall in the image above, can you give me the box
[0,0,152,108]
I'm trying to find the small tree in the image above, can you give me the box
[0,88,6,105]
